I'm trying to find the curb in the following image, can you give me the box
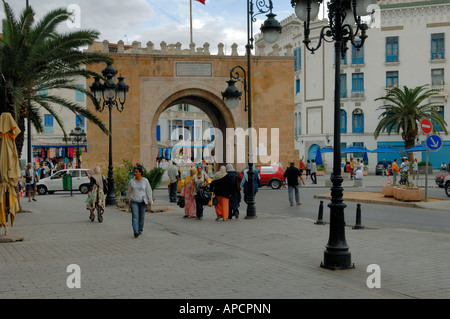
[313,193,448,210]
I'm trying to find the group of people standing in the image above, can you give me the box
[344,158,365,180]
[391,158,419,185]
[178,164,243,221]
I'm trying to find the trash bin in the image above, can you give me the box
[63,174,72,191]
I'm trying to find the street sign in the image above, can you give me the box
[426,134,443,151]
[420,118,433,134]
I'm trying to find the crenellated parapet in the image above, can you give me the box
[85,40,281,56]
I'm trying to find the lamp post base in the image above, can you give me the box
[105,196,116,207]
[321,250,354,270]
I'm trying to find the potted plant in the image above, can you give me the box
[381,183,395,197]
[393,184,425,202]
[316,165,325,176]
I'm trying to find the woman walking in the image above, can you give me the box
[193,165,208,220]
[86,166,107,222]
[181,168,197,219]
[211,166,233,221]
[226,164,241,219]
[126,165,153,238]
[305,160,311,179]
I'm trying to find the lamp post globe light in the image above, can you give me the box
[290,0,376,269]
[67,125,87,168]
[90,63,129,206]
[222,1,281,219]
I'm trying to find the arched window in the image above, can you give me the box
[352,108,364,133]
[340,109,347,134]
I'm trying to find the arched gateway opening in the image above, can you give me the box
[151,88,235,169]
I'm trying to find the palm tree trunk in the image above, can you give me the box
[404,135,416,162]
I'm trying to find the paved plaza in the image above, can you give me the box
[0,173,449,300]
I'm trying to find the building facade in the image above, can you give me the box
[22,75,88,169]
[257,0,449,170]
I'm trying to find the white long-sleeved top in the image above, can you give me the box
[126,177,153,204]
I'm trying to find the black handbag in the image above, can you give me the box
[177,196,185,208]
[198,185,212,206]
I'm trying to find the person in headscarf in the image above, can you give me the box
[210,165,233,221]
[180,167,197,218]
[193,164,208,220]
[226,164,241,219]
[240,165,261,204]
[86,166,107,222]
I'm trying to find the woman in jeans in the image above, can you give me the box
[126,165,153,238]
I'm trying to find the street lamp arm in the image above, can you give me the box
[303,24,332,54]
[251,0,275,22]
[229,65,248,112]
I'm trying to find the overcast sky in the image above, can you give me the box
[1,0,307,55]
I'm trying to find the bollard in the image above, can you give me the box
[315,201,326,225]
[352,203,364,229]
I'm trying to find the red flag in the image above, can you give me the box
[195,0,206,4]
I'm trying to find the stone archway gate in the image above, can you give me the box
[83,40,298,171]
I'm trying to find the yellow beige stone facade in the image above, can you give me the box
[83,41,298,172]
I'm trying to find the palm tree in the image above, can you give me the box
[374,85,448,160]
[0,0,112,158]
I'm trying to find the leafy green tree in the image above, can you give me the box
[0,0,112,157]
[374,85,448,160]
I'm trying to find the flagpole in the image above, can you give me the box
[190,0,193,45]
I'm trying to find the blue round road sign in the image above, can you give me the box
[426,135,443,151]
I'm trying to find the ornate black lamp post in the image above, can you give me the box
[222,1,281,220]
[290,0,376,269]
[90,64,129,206]
[67,125,87,168]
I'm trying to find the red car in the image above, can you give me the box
[240,165,285,189]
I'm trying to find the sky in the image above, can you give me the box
[0,0,307,55]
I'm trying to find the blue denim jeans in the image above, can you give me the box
[130,201,147,233]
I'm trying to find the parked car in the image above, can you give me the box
[240,165,285,189]
[445,175,450,198]
[37,169,94,195]
[375,160,392,175]
[435,173,449,188]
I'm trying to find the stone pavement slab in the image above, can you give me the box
[0,193,449,299]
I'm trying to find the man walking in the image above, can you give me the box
[24,163,39,202]
[167,161,179,203]
[392,158,399,185]
[283,162,305,206]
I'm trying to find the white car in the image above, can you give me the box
[36,169,93,195]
